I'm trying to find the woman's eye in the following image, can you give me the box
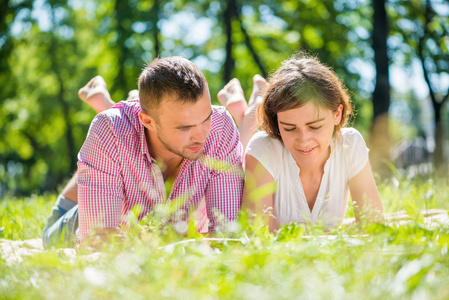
[310,126,322,130]
[283,127,295,132]
[180,127,190,132]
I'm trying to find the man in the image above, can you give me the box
[43,57,244,248]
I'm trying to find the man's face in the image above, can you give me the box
[153,89,213,161]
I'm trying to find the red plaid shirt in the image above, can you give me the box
[77,100,244,240]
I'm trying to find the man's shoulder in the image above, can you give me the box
[210,105,235,132]
[203,105,241,157]
[208,105,239,136]
[93,100,141,133]
[101,99,141,119]
[211,104,227,120]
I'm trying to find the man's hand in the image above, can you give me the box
[79,228,123,251]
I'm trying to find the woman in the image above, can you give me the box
[243,53,383,231]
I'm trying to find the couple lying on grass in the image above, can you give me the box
[43,53,383,249]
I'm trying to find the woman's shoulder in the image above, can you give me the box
[245,131,284,179]
[246,131,284,154]
[340,128,367,148]
[341,127,364,139]
[338,128,370,178]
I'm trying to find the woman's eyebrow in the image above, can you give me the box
[279,118,324,126]
[306,118,324,125]
[279,121,296,126]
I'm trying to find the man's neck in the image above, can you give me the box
[145,129,183,179]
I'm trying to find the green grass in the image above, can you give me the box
[1,174,449,299]
[0,194,53,240]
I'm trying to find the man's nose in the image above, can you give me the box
[191,124,209,143]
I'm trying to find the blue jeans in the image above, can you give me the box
[42,195,79,249]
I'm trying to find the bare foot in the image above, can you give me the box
[217,78,248,126]
[238,75,268,150]
[78,76,115,114]
[246,74,267,114]
[127,89,139,101]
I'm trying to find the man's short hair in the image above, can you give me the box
[138,57,207,115]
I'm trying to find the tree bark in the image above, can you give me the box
[113,0,130,99]
[370,0,391,177]
[223,0,236,84]
[152,0,160,57]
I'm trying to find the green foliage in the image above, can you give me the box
[1,176,449,299]
[0,0,379,196]
[380,174,449,214]
[0,194,53,240]
[1,0,448,196]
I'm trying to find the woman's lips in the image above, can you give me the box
[296,146,317,155]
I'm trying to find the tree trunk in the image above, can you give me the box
[223,0,236,84]
[113,0,130,100]
[152,0,160,57]
[418,0,448,171]
[370,0,391,177]
[431,98,446,172]
[433,120,444,170]
[57,74,77,172]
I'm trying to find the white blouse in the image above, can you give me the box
[245,128,369,230]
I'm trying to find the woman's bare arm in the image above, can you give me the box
[243,154,277,231]
[348,161,383,223]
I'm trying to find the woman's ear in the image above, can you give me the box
[334,104,343,125]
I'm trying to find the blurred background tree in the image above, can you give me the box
[389,0,449,171]
[0,0,448,197]
[370,0,391,177]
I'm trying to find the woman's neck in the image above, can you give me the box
[296,146,331,178]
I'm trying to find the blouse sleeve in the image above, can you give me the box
[345,128,370,180]
[245,131,281,179]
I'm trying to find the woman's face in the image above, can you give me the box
[277,101,342,171]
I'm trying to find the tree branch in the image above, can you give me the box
[418,36,437,107]
[425,0,449,107]
[442,88,449,105]
[418,0,438,112]
[234,2,268,78]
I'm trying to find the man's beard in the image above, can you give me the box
[156,131,204,161]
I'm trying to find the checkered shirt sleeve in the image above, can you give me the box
[205,109,244,232]
[77,113,124,239]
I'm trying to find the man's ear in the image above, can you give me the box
[139,111,157,131]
